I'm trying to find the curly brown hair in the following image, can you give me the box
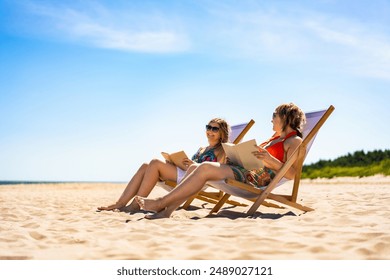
[275,103,306,138]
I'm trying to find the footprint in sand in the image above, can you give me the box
[125,233,150,241]
[21,222,40,229]
[29,231,46,240]
[0,256,32,260]
[187,243,207,250]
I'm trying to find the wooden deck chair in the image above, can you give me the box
[162,119,255,208]
[207,105,335,216]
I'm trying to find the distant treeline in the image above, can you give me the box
[302,149,390,179]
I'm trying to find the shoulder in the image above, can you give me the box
[212,145,225,155]
[284,135,302,150]
[214,145,226,163]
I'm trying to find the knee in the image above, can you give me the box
[139,163,149,172]
[186,163,198,174]
[194,163,214,179]
[149,158,163,167]
[198,162,214,170]
[148,159,167,173]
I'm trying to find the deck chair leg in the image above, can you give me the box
[182,196,197,210]
[209,193,231,214]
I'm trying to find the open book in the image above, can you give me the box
[161,150,189,170]
[222,139,264,170]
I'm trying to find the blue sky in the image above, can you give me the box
[1,0,389,182]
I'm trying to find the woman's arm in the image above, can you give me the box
[253,137,302,180]
[280,137,302,179]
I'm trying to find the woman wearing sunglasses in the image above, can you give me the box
[97,118,230,213]
[135,103,306,219]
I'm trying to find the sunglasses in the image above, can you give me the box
[206,124,220,132]
[272,112,278,119]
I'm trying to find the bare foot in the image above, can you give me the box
[135,196,163,213]
[145,210,170,219]
[97,202,125,211]
[119,200,140,213]
[144,205,176,219]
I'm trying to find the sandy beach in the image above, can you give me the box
[1,176,389,260]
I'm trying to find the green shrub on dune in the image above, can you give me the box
[302,150,390,179]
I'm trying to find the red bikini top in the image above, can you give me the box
[260,131,298,163]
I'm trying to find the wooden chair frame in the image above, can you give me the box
[208,105,335,215]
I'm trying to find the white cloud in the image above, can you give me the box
[20,1,190,53]
[304,17,390,79]
[200,3,390,80]
[67,20,188,53]
[12,0,390,79]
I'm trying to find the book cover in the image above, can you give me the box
[161,150,189,170]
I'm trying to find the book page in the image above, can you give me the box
[235,139,263,170]
[222,139,263,170]
[222,143,242,166]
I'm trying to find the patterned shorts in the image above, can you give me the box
[228,164,275,189]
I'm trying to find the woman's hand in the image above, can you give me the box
[226,156,232,165]
[182,158,194,170]
[252,147,271,163]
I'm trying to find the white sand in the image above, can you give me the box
[1,175,389,260]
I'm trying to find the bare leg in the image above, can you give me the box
[122,159,177,212]
[136,162,235,218]
[181,163,198,181]
[98,163,149,211]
